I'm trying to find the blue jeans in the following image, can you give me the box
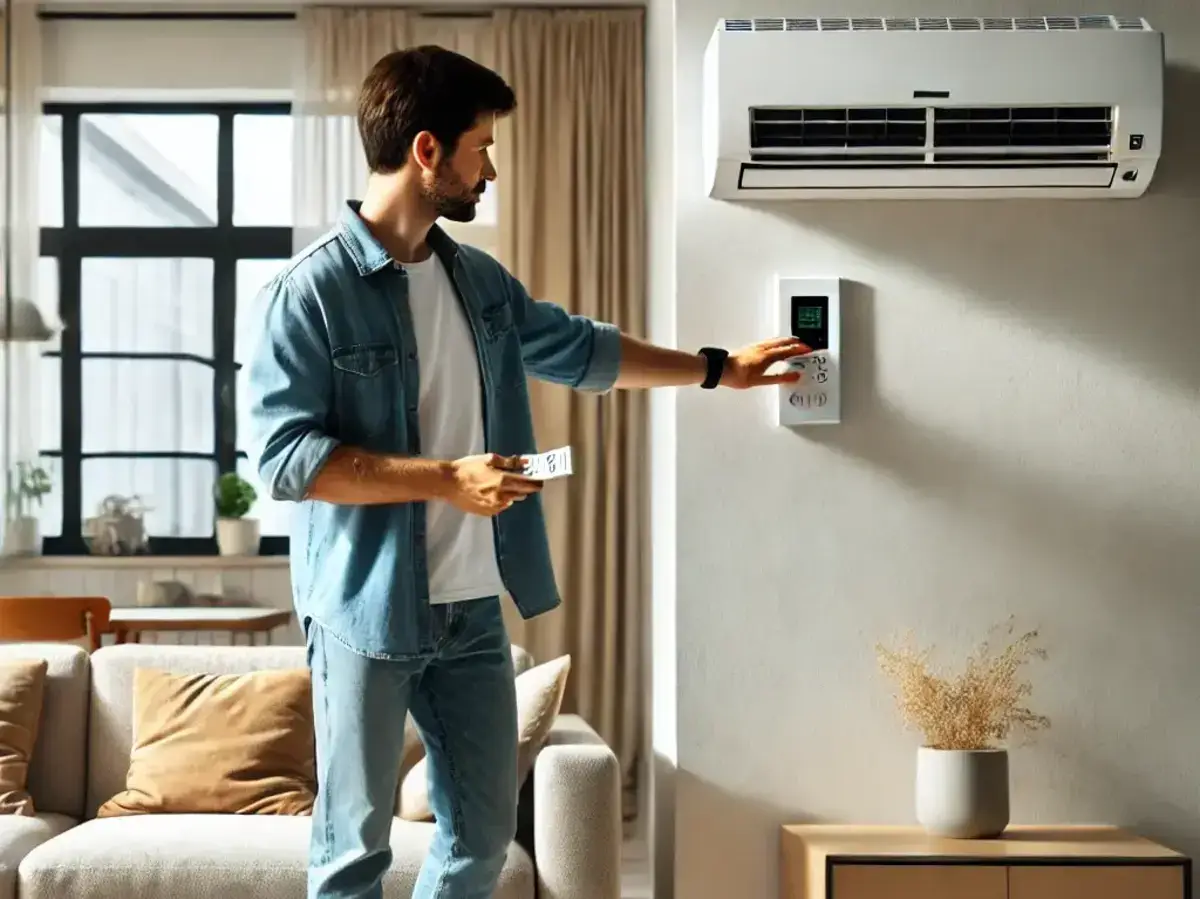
[305,596,518,899]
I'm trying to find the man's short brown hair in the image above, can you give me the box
[357,45,516,174]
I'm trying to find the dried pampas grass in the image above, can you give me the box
[876,618,1050,751]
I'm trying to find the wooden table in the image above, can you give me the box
[108,607,293,646]
[781,825,1191,899]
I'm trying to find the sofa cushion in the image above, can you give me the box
[400,654,571,821]
[17,815,534,899]
[0,660,47,816]
[0,645,88,819]
[0,812,76,899]
[97,667,316,817]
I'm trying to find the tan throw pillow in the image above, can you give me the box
[0,659,48,816]
[98,667,316,817]
[399,654,571,822]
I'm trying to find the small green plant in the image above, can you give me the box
[214,472,257,519]
[7,462,52,520]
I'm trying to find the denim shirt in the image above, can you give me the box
[248,201,622,658]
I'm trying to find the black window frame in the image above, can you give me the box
[39,101,293,556]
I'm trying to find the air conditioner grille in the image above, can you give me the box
[750,107,926,151]
[721,15,1152,32]
[933,106,1113,150]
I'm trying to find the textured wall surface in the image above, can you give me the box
[666,3,1200,897]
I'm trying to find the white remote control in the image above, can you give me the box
[522,446,573,480]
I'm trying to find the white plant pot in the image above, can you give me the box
[216,517,260,557]
[2,516,41,557]
[915,747,1009,839]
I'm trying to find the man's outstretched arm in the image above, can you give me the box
[506,271,809,393]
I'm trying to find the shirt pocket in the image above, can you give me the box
[480,302,514,342]
[332,342,400,441]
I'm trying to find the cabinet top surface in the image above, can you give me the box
[781,825,1187,860]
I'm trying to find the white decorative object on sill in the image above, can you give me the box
[85,495,150,555]
[217,517,261,557]
[3,461,52,556]
[2,516,40,556]
[214,472,261,557]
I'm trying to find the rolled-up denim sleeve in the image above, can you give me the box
[248,277,340,502]
[506,273,622,393]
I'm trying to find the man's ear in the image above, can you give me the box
[412,131,443,173]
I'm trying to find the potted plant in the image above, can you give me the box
[4,461,52,556]
[213,472,260,557]
[875,618,1050,839]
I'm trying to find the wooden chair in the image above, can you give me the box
[0,596,112,652]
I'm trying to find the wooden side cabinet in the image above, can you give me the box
[781,825,1192,899]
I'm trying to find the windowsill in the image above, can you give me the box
[0,555,290,570]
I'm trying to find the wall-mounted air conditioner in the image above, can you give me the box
[701,16,1164,200]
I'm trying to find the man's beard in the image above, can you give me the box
[424,166,486,223]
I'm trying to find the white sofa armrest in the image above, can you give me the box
[532,714,621,899]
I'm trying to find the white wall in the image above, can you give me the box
[644,0,676,894]
[42,17,297,100]
[666,2,1200,897]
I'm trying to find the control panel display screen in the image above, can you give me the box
[793,304,823,331]
[790,295,829,350]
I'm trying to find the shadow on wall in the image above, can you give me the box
[752,63,1200,400]
[674,769,825,899]
[787,280,1200,610]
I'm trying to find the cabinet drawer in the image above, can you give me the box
[831,864,1007,899]
[1008,864,1185,899]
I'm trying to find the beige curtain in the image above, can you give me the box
[494,8,646,816]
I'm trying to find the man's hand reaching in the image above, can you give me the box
[445,454,544,517]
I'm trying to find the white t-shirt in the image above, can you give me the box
[402,255,506,605]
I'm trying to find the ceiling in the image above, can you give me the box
[42,0,643,10]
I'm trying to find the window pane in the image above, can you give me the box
[234,115,293,226]
[235,258,288,449]
[83,360,213,453]
[38,258,61,454]
[79,114,218,227]
[83,458,215,538]
[34,456,63,540]
[81,258,213,355]
[41,116,63,227]
[234,259,293,539]
[237,457,291,538]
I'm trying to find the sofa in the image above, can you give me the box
[0,641,621,899]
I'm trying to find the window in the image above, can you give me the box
[39,103,293,555]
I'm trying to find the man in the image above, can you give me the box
[248,45,808,899]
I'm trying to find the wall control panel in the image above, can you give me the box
[775,276,841,427]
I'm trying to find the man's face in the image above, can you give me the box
[420,114,497,223]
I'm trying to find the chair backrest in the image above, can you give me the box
[0,642,90,817]
[0,596,111,651]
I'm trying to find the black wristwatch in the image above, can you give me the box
[698,347,729,390]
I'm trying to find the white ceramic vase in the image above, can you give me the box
[915,746,1009,839]
[216,517,260,557]
[2,516,41,556]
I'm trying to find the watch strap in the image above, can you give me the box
[698,347,729,390]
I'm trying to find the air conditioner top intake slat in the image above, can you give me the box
[720,15,1153,32]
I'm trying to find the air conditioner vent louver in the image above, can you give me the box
[721,15,1152,32]
[933,106,1113,151]
[750,107,926,152]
